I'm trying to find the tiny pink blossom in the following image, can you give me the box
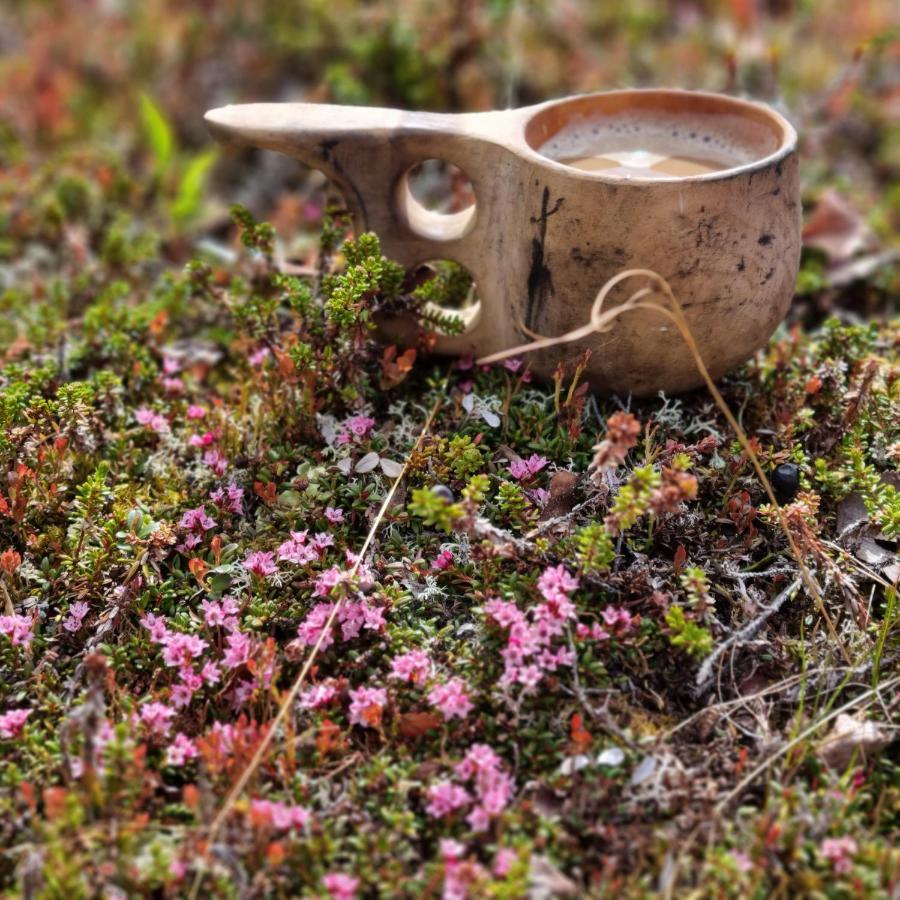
[821,836,857,874]
[243,550,277,577]
[509,453,549,481]
[222,630,255,669]
[0,708,31,739]
[188,431,217,448]
[503,358,522,372]
[0,613,34,647]
[203,448,228,476]
[347,685,387,728]
[250,798,311,831]
[63,601,90,632]
[390,650,432,684]
[493,848,517,877]
[537,565,579,604]
[139,701,175,738]
[186,404,207,420]
[324,506,344,524]
[299,682,339,710]
[323,872,359,900]
[135,407,169,433]
[426,781,472,818]
[179,506,217,531]
[249,347,270,367]
[431,549,453,570]
[428,678,473,721]
[201,660,222,685]
[165,732,198,766]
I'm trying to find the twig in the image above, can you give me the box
[695,579,801,692]
[188,386,446,898]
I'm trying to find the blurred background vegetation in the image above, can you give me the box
[2,0,898,233]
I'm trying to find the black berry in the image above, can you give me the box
[431,484,454,503]
[772,463,800,503]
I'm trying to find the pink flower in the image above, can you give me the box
[509,453,549,481]
[179,506,217,532]
[298,682,338,710]
[135,407,169,433]
[186,404,206,420]
[503,358,523,372]
[165,732,198,766]
[222,630,255,669]
[139,701,175,738]
[313,566,345,597]
[426,781,472,818]
[431,549,453,571]
[210,483,244,515]
[323,872,359,900]
[188,431,217,447]
[63,601,90,632]
[243,550,277,577]
[0,708,31,739]
[250,798,311,831]
[821,836,858,874]
[161,632,208,668]
[0,613,34,647]
[485,598,525,630]
[325,506,344,524]
[201,598,238,630]
[203,449,228,476]
[201,660,222,685]
[336,415,376,445]
[249,347,270,367]
[277,534,317,565]
[296,602,337,649]
[390,650,432,684]
[537,565,579,604]
[140,612,169,643]
[601,606,634,634]
[162,376,184,394]
[493,848,517,877]
[347,685,387,729]
[428,678,473,721]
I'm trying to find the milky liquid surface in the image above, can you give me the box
[538,111,757,179]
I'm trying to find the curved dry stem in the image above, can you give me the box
[478,268,847,660]
[188,389,446,897]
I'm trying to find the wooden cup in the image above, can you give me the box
[206,89,799,395]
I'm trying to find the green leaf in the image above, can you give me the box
[139,92,174,173]
[171,148,218,223]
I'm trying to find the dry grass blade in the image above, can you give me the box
[188,389,446,897]
[478,268,850,662]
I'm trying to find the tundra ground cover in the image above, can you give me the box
[1,1,898,897]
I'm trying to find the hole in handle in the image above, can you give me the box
[410,259,481,336]
[399,159,477,242]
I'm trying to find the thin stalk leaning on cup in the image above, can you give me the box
[478,268,849,662]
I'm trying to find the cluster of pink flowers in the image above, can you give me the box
[575,605,635,642]
[298,681,339,710]
[139,700,175,738]
[277,529,333,566]
[324,506,344,524]
[348,685,388,728]
[296,598,386,649]
[243,550,278,577]
[427,744,515,833]
[203,448,228,476]
[63,601,89,632]
[186,404,206,420]
[140,606,254,711]
[336,414,376,445]
[0,707,31,739]
[439,841,517,900]
[249,798,311,831]
[0,613,33,647]
[135,407,169,433]
[189,429,218,448]
[484,565,581,691]
[160,356,184,394]
[820,836,858,874]
[509,453,549,481]
[210,483,244,515]
[165,732,198,766]
[428,678,473,721]
[323,872,359,900]
[180,505,217,532]
[432,549,454,571]
[390,650,432,684]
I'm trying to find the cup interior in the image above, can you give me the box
[524,90,792,176]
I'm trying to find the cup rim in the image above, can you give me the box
[519,88,797,184]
